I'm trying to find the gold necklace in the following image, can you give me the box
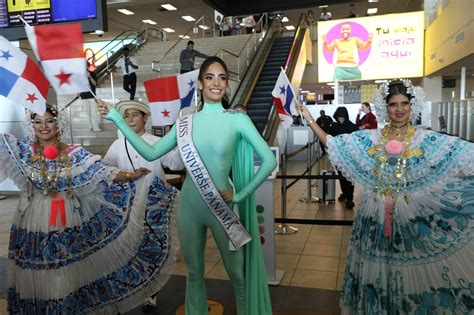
[367,124,417,198]
[388,122,409,138]
[29,143,72,197]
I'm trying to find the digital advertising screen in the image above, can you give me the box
[0,0,106,40]
[317,11,424,83]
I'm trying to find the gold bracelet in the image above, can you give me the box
[126,173,131,181]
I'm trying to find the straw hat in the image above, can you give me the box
[115,100,151,116]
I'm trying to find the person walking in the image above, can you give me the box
[114,46,138,100]
[179,40,208,74]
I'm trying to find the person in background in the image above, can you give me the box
[103,100,183,183]
[328,107,358,209]
[297,80,474,314]
[79,48,102,132]
[347,4,356,18]
[179,40,209,74]
[245,15,256,34]
[307,10,315,25]
[114,46,138,100]
[103,100,183,312]
[319,7,332,21]
[316,110,333,154]
[356,102,378,129]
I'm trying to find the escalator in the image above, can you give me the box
[245,36,294,134]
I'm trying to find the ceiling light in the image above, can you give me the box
[318,5,328,8]
[163,28,175,33]
[117,9,134,15]
[368,0,379,2]
[285,25,295,30]
[300,90,310,93]
[281,17,289,22]
[179,35,191,39]
[182,15,195,22]
[142,19,157,25]
[367,8,378,14]
[198,25,210,30]
[161,4,177,10]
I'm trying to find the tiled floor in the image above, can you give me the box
[0,158,356,314]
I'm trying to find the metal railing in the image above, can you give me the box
[91,26,164,85]
[435,99,474,141]
[151,14,268,80]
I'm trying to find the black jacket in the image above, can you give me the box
[329,107,358,136]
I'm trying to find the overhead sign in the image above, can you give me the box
[317,11,424,82]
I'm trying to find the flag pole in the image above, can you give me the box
[18,15,30,26]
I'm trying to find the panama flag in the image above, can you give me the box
[24,23,89,95]
[0,36,49,115]
[144,70,199,126]
[272,69,296,129]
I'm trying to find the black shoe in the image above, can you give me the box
[142,297,157,313]
[345,200,355,209]
[338,194,346,201]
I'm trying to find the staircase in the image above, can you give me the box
[60,34,254,155]
[245,36,294,134]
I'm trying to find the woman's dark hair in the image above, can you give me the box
[198,56,231,109]
[385,81,413,104]
[31,104,58,120]
[362,102,371,111]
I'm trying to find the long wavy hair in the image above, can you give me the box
[197,56,231,110]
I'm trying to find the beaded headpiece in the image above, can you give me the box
[372,79,426,122]
[23,104,70,143]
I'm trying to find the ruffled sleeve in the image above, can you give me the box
[406,130,474,191]
[66,146,121,197]
[326,130,378,188]
[0,133,30,190]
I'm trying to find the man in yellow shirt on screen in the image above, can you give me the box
[322,24,373,81]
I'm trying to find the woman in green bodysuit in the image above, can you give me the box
[98,56,276,315]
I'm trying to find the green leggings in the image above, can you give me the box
[177,194,245,314]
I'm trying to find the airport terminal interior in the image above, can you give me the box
[0,0,473,314]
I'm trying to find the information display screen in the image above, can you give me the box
[0,0,96,28]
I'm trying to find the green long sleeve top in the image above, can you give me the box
[106,102,277,203]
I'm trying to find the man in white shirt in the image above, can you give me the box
[114,47,138,100]
[103,100,183,183]
[103,100,183,311]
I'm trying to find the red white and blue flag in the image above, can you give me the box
[0,36,49,115]
[144,70,199,126]
[24,23,89,95]
[272,69,296,129]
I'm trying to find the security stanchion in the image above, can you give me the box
[275,152,298,235]
[300,134,317,203]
